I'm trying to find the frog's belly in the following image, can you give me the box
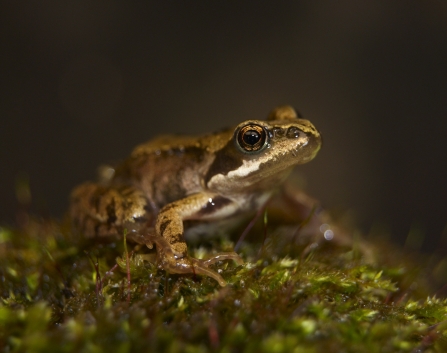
[183,192,272,243]
[184,212,253,244]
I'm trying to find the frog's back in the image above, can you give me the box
[113,129,232,204]
[130,129,233,157]
[70,129,234,238]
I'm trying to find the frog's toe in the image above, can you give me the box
[193,261,228,287]
[150,234,242,286]
[194,252,243,286]
[202,252,244,267]
[159,252,243,286]
[158,256,226,286]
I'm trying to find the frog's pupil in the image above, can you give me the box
[243,130,260,145]
[236,124,266,153]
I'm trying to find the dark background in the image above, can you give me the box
[1,1,446,251]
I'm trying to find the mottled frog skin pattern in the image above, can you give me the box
[70,106,322,286]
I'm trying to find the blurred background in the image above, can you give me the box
[1,1,446,251]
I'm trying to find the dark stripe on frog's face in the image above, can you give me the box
[204,139,244,185]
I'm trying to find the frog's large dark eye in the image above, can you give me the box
[236,124,267,152]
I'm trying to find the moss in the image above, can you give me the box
[0,217,446,352]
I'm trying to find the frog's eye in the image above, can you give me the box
[236,124,267,153]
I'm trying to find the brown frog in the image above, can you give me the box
[70,106,322,286]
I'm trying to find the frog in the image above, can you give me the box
[70,106,322,286]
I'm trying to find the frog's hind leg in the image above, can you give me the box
[271,182,373,261]
[70,182,152,238]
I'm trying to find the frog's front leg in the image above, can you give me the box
[154,193,243,286]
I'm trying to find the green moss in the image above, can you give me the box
[0,218,446,352]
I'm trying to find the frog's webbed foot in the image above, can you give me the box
[142,233,243,286]
[161,253,243,287]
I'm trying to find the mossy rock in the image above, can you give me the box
[1,217,446,353]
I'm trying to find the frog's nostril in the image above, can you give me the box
[286,127,301,138]
[272,127,285,137]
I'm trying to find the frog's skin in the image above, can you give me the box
[70,106,322,286]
